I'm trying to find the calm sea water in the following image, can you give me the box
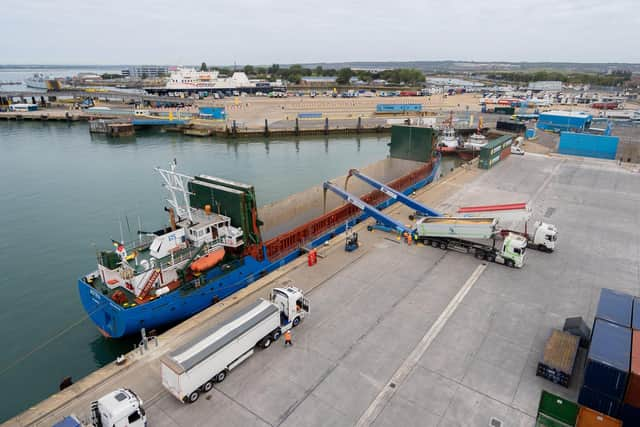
[0,66,122,92]
[0,121,410,421]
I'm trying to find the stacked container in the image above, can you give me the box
[478,135,513,170]
[536,390,579,426]
[620,298,640,426]
[575,406,622,427]
[579,289,634,419]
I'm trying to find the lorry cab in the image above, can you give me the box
[501,233,527,268]
[532,221,557,251]
[270,286,310,327]
[90,388,146,427]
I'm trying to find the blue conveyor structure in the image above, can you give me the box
[322,181,412,235]
[346,169,441,217]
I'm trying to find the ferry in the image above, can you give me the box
[78,157,441,338]
[24,73,60,90]
[145,67,286,95]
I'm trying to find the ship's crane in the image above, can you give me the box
[345,169,441,218]
[322,181,413,236]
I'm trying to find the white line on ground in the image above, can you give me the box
[354,263,487,427]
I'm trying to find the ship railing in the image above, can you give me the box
[157,239,223,270]
[122,235,155,253]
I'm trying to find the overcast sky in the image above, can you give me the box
[2,0,639,65]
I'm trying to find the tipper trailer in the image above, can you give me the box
[160,287,309,403]
[415,217,527,268]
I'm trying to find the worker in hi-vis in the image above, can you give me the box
[284,330,293,347]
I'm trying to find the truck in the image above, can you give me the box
[502,220,557,252]
[415,217,527,268]
[52,389,146,427]
[160,286,310,403]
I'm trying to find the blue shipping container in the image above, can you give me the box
[558,132,619,160]
[578,386,621,417]
[199,107,226,120]
[525,128,536,139]
[596,288,634,328]
[376,104,422,113]
[634,298,640,330]
[297,112,323,119]
[583,319,632,399]
[537,112,592,132]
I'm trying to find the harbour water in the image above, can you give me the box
[0,121,460,422]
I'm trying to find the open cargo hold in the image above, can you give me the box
[578,387,621,418]
[624,330,640,407]
[536,329,580,387]
[160,299,279,402]
[582,319,631,401]
[415,217,497,240]
[595,288,634,328]
[478,135,513,170]
[575,406,622,427]
[497,119,526,133]
[619,403,640,426]
[536,390,579,427]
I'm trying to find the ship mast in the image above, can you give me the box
[155,159,195,222]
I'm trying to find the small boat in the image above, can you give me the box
[435,127,460,154]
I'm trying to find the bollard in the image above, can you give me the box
[324,117,329,135]
[295,118,300,136]
[357,116,362,134]
[264,118,269,137]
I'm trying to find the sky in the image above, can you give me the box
[2,0,639,65]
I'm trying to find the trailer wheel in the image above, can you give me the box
[475,250,485,260]
[272,330,282,341]
[292,317,301,327]
[188,391,200,403]
[506,259,515,268]
[262,337,272,348]
[215,370,227,383]
[487,254,495,263]
[202,381,213,393]
[431,241,438,248]
[439,242,447,250]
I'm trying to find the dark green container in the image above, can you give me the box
[389,126,435,162]
[494,106,515,115]
[536,390,578,427]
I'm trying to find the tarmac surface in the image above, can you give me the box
[7,152,640,426]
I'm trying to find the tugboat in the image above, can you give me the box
[458,118,488,161]
[435,112,462,154]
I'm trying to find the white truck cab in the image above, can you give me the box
[90,388,146,427]
[530,221,557,251]
[270,286,310,328]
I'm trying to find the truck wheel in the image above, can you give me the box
[216,370,227,383]
[439,242,447,250]
[475,251,484,260]
[292,317,301,327]
[487,254,495,263]
[262,337,272,348]
[538,244,547,252]
[506,259,515,268]
[431,240,438,248]
[202,381,213,393]
[188,391,200,403]
[272,330,282,341]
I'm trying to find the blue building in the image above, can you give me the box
[537,111,592,133]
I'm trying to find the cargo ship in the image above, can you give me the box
[78,156,440,338]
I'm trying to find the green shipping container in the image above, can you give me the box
[478,135,513,169]
[494,106,515,115]
[389,126,435,162]
[536,390,578,427]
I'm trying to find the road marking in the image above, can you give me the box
[355,263,487,427]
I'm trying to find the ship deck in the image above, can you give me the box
[10,153,640,427]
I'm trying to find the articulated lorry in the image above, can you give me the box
[160,286,310,403]
[415,217,527,268]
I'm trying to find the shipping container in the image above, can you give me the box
[537,330,580,387]
[297,112,323,119]
[575,406,622,427]
[526,128,536,139]
[624,330,640,407]
[558,133,619,160]
[536,390,579,426]
[583,319,632,401]
[619,403,640,426]
[494,106,516,115]
[578,386,621,418]
[633,298,640,330]
[478,135,513,169]
[376,104,422,113]
[595,289,634,329]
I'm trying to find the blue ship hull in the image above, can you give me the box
[78,157,440,338]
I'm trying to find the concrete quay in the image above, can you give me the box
[6,152,640,426]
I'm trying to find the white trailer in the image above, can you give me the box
[415,217,527,268]
[161,287,310,403]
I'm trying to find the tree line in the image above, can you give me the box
[199,62,425,85]
[486,70,632,87]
